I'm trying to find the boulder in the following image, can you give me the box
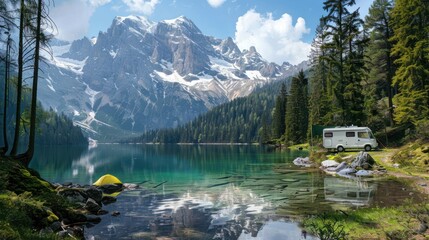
[351,151,375,169]
[85,198,101,213]
[337,168,356,176]
[85,214,101,223]
[355,170,373,176]
[321,160,339,168]
[332,161,348,172]
[98,184,123,194]
[84,187,103,204]
[293,157,313,167]
[57,188,88,204]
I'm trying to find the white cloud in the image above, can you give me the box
[122,0,160,15]
[207,0,226,8]
[234,10,311,65]
[51,1,97,41]
[88,0,111,7]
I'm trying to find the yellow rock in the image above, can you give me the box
[93,174,122,186]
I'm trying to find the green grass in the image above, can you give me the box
[304,140,429,239]
[303,202,429,239]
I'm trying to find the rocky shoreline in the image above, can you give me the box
[45,181,139,239]
[294,151,387,178]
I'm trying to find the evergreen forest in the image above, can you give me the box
[130,79,287,143]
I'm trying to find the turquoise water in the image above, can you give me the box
[30,144,419,239]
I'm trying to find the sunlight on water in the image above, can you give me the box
[30,144,421,239]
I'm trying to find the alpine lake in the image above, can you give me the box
[30,144,422,240]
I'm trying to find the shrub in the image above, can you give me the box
[415,119,429,140]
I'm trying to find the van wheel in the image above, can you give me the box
[337,146,345,152]
[364,145,372,152]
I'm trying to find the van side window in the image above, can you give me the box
[358,132,369,138]
[346,132,355,137]
[324,132,333,137]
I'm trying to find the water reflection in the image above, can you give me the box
[30,145,422,239]
[86,184,315,240]
[324,177,376,207]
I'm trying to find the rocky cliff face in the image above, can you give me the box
[40,15,308,140]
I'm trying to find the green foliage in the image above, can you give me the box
[415,119,429,140]
[2,80,87,147]
[305,212,348,240]
[391,140,429,171]
[36,108,87,145]
[285,70,309,144]
[271,82,287,139]
[364,0,395,128]
[390,0,429,125]
[309,0,367,127]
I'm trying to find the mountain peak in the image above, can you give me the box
[113,15,155,31]
[44,14,309,139]
[163,15,191,24]
[161,15,200,32]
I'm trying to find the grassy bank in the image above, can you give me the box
[303,202,429,240]
[0,157,78,239]
[303,140,429,239]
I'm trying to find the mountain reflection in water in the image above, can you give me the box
[85,184,317,240]
[30,145,423,239]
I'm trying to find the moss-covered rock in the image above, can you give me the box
[391,140,429,173]
[0,157,88,239]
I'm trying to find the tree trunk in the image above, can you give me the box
[1,35,11,155]
[10,0,25,156]
[21,0,42,166]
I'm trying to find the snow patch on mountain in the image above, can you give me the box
[39,15,309,139]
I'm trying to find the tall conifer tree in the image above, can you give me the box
[390,0,429,124]
[272,82,287,139]
[364,0,395,128]
[285,70,308,144]
[321,0,365,126]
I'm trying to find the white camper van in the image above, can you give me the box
[323,126,378,152]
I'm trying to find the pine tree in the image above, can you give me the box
[309,21,331,127]
[285,70,309,144]
[321,0,366,126]
[271,82,287,139]
[390,0,429,125]
[364,0,395,129]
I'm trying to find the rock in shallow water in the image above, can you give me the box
[321,160,339,168]
[293,157,313,167]
[84,187,103,204]
[85,198,101,213]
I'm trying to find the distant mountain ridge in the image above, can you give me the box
[39,15,309,140]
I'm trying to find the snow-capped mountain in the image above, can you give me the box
[39,15,308,140]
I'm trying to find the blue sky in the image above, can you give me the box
[51,0,373,65]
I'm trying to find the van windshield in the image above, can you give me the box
[358,132,369,138]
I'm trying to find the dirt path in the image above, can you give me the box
[375,149,429,195]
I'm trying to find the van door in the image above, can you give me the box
[345,131,357,147]
[357,131,370,147]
